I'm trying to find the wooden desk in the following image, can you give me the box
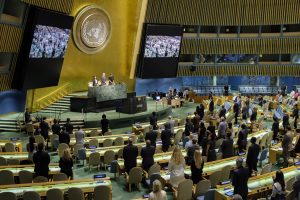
[132,118,180,134]
[0,152,28,161]
[0,164,60,176]
[117,151,187,170]
[215,166,300,200]
[269,143,282,164]
[0,178,112,198]
[0,140,22,152]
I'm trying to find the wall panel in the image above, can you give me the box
[21,0,74,14]
[145,0,300,25]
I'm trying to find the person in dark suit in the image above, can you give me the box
[250,107,257,122]
[193,112,200,133]
[246,137,260,177]
[92,76,98,86]
[40,117,49,140]
[282,126,293,166]
[191,150,204,184]
[184,118,194,137]
[198,122,207,146]
[272,117,280,141]
[51,119,61,135]
[209,98,214,114]
[224,85,229,96]
[198,104,205,120]
[100,114,109,134]
[150,112,158,130]
[220,132,234,159]
[186,139,200,165]
[237,124,248,153]
[293,104,299,129]
[232,158,249,200]
[207,121,216,136]
[219,105,227,119]
[145,125,157,147]
[161,123,173,152]
[123,138,138,173]
[141,140,155,172]
[59,127,70,145]
[24,108,31,124]
[282,110,290,132]
[64,118,73,134]
[233,102,239,125]
[33,143,50,179]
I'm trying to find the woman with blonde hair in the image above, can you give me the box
[59,148,73,179]
[191,150,204,184]
[149,180,167,200]
[168,146,185,188]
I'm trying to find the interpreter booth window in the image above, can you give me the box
[0,0,27,26]
[292,54,300,64]
[0,53,14,74]
[236,54,258,64]
[216,54,237,64]
[179,54,194,62]
[219,26,238,37]
[258,54,280,63]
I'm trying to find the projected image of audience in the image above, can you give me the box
[144,36,181,58]
[29,25,71,58]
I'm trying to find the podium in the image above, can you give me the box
[116,96,147,114]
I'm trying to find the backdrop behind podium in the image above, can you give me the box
[116,96,147,114]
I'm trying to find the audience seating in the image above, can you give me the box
[0,156,7,166]
[286,177,295,191]
[94,185,111,200]
[110,160,120,179]
[239,85,279,95]
[89,152,101,171]
[173,179,193,200]
[46,188,64,200]
[194,179,211,198]
[103,139,113,147]
[114,137,124,146]
[0,192,17,200]
[77,148,86,166]
[125,167,143,192]
[35,135,45,145]
[23,191,41,200]
[193,85,231,96]
[7,159,20,165]
[25,124,34,136]
[88,139,99,148]
[90,130,100,137]
[53,173,68,181]
[49,134,59,150]
[0,170,14,185]
[103,150,115,170]
[4,143,15,152]
[220,165,232,182]
[33,176,48,183]
[19,170,33,183]
[68,188,84,200]
[259,149,269,167]
[209,170,222,188]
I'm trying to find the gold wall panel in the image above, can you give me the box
[0,25,23,91]
[181,37,300,54]
[177,65,300,77]
[21,0,74,14]
[145,0,300,25]
[26,0,141,107]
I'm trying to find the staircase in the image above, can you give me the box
[0,119,21,132]
[38,94,76,114]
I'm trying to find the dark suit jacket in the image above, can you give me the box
[101,119,109,133]
[246,143,260,164]
[64,122,73,134]
[33,150,50,178]
[145,131,157,147]
[250,111,257,121]
[219,108,226,118]
[59,132,70,145]
[123,144,138,172]
[294,108,299,119]
[199,106,205,119]
[149,115,158,127]
[141,145,155,170]
[187,144,200,165]
[237,129,248,146]
[51,123,61,135]
[193,115,201,129]
[40,121,49,139]
[161,129,173,147]
[221,138,234,158]
[283,114,290,126]
[209,101,214,112]
[232,166,249,198]
[207,125,216,135]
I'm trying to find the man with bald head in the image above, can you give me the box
[123,138,138,173]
